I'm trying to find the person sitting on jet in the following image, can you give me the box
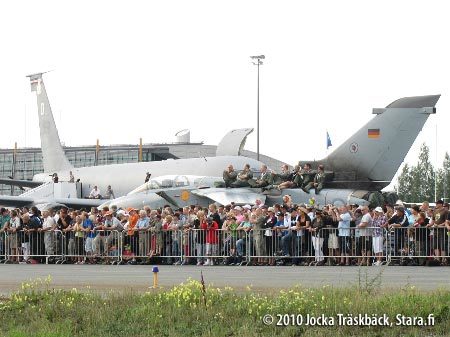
[145,172,151,183]
[231,164,253,187]
[278,165,303,190]
[89,186,102,199]
[104,185,115,199]
[223,165,238,188]
[272,164,292,187]
[303,165,326,194]
[248,164,272,188]
[300,163,315,189]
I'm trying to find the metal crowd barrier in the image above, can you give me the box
[1,227,448,265]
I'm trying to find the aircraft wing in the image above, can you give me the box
[190,188,266,206]
[0,195,103,209]
[0,178,43,189]
[154,191,182,208]
[49,198,104,209]
[0,195,35,207]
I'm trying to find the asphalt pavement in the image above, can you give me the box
[0,265,449,295]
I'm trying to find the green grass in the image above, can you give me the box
[0,276,449,337]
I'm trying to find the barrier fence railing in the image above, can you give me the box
[1,227,449,265]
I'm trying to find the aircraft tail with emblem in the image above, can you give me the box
[27,73,73,173]
[305,95,440,189]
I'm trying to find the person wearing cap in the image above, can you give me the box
[232,206,244,224]
[292,206,311,265]
[372,207,387,266]
[273,211,287,256]
[222,213,239,265]
[428,200,448,264]
[235,212,253,265]
[388,206,409,258]
[103,211,123,262]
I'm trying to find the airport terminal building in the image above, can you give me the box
[0,137,287,196]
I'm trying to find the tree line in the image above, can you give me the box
[396,143,450,203]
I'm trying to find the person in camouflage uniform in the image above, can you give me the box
[248,164,273,188]
[303,165,326,194]
[223,164,238,188]
[231,164,253,187]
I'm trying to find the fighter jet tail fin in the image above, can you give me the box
[27,73,73,173]
[216,128,253,156]
[325,95,440,182]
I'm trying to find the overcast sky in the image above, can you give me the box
[1,0,449,182]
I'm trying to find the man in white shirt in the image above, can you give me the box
[40,209,57,257]
[89,186,101,199]
[357,206,373,266]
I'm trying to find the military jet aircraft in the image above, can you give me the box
[0,73,267,208]
[99,94,440,209]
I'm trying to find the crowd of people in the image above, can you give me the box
[0,197,449,266]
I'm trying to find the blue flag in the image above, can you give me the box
[326,131,332,149]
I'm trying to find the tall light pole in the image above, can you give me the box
[250,55,264,161]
